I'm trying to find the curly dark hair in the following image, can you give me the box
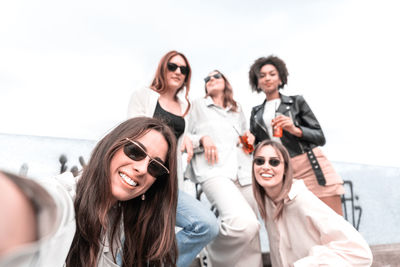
[248,55,289,93]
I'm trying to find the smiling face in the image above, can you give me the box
[166,55,187,93]
[109,129,169,202]
[253,144,285,201]
[257,64,281,98]
[205,71,225,96]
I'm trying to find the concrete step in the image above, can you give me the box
[189,243,400,267]
[371,243,400,267]
[188,252,272,267]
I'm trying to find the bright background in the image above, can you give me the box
[1,0,399,167]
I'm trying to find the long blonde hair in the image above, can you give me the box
[252,140,293,221]
[204,70,238,112]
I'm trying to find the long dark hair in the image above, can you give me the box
[66,117,178,267]
[252,140,293,221]
[204,70,238,112]
[150,50,192,117]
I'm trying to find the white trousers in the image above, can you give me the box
[201,177,263,267]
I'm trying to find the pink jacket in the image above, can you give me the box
[263,179,373,267]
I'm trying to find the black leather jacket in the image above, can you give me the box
[250,94,328,185]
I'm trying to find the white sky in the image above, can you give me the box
[1,0,399,167]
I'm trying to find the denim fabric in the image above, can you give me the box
[116,240,123,266]
[176,190,219,267]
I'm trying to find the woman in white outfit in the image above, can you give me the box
[185,70,263,267]
[252,140,373,267]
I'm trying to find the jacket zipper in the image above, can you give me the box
[255,116,269,136]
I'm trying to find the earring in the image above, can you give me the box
[141,194,145,201]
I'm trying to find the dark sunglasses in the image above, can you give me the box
[167,62,189,75]
[253,157,281,167]
[204,73,222,83]
[123,138,169,178]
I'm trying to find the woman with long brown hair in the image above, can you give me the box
[66,117,178,267]
[0,117,179,267]
[127,51,218,267]
[185,70,262,267]
[252,140,372,266]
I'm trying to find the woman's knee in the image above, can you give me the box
[241,216,260,239]
[224,215,260,243]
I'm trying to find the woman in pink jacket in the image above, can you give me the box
[252,140,373,267]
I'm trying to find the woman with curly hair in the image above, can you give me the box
[249,55,344,215]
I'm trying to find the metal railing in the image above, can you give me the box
[341,180,362,230]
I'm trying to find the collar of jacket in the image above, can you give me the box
[254,93,293,130]
[204,96,233,111]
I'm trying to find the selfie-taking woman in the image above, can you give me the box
[127,51,218,267]
[252,140,372,267]
[249,55,344,215]
[0,117,179,267]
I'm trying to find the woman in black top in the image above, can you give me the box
[127,51,219,267]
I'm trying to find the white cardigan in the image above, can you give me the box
[127,86,190,188]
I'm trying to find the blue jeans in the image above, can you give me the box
[176,190,219,267]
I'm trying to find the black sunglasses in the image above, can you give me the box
[204,73,222,83]
[167,62,189,75]
[253,157,281,167]
[123,138,169,178]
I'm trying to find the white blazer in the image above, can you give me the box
[127,86,190,188]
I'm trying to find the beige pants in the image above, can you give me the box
[201,177,262,267]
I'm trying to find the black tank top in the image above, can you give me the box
[153,101,185,140]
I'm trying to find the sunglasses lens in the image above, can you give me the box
[167,62,188,75]
[124,143,146,161]
[204,76,211,83]
[254,158,265,166]
[254,157,281,167]
[179,66,189,75]
[269,159,281,167]
[214,73,222,79]
[148,160,168,178]
[167,62,178,72]
[124,139,169,179]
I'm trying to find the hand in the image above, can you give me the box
[272,115,303,137]
[200,136,218,165]
[180,135,194,163]
[243,130,255,146]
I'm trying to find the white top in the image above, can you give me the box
[263,98,282,143]
[184,97,253,186]
[264,179,373,267]
[0,172,123,267]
